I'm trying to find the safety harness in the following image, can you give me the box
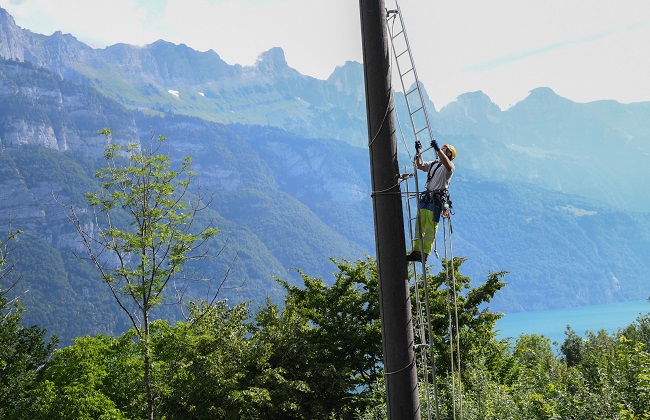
[420,162,454,215]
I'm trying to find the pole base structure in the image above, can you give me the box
[359,0,420,418]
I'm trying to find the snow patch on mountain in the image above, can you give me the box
[559,205,597,216]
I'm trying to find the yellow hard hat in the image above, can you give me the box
[444,144,457,160]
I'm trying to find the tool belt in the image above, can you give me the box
[420,189,453,214]
[420,189,448,203]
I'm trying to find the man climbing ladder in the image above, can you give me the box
[406,140,456,263]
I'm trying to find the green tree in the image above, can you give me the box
[563,328,650,419]
[0,297,58,418]
[0,227,57,418]
[14,334,139,419]
[152,301,288,419]
[254,257,383,419]
[560,326,585,367]
[0,223,22,286]
[620,313,650,348]
[254,257,508,419]
[612,336,650,418]
[64,129,219,420]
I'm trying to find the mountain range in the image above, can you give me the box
[0,7,649,344]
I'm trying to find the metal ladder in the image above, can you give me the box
[387,3,437,150]
[387,4,440,420]
[402,168,439,420]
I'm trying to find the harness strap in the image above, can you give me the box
[426,161,442,184]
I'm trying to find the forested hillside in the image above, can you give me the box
[3,117,650,344]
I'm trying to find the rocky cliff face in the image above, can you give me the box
[0,8,39,63]
[0,60,138,156]
[0,158,45,231]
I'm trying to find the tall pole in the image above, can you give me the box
[359,0,420,418]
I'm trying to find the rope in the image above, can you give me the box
[384,358,416,376]
[443,216,463,419]
[370,178,404,197]
[368,102,393,148]
[448,218,463,418]
[394,89,414,162]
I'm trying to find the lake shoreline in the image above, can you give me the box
[495,299,650,347]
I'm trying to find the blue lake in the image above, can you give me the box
[495,299,650,347]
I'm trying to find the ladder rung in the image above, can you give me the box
[414,126,428,136]
[405,87,419,96]
[391,30,404,39]
[400,68,414,77]
[395,49,409,59]
[410,105,424,115]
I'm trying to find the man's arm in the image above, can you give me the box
[414,153,426,170]
[430,139,453,171]
[436,147,453,171]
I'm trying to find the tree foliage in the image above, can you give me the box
[0,292,58,418]
[3,246,650,419]
[64,129,219,419]
[255,257,384,418]
[0,229,57,418]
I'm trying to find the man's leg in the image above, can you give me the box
[409,208,437,258]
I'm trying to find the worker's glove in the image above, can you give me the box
[415,140,422,151]
[431,139,440,151]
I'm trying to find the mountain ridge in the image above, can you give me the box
[0,7,649,344]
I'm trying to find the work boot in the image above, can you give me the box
[406,251,427,262]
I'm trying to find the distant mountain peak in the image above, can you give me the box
[524,87,577,105]
[256,47,287,66]
[439,90,501,123]
[456,90,494,104]
[0,6,15,24]
[254,47,294,76]
[509,87,575,113]
[329,60,362,75]
[529,87,558,97]
[45,30,88,51]
[151,38,170,45]
[50,30,73,39]
[148,39,194,54]
[327,61,364,96]
[0,6,31,61]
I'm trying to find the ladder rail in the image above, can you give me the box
[388,3,437,148]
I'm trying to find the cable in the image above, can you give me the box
[384,358,416,376]
[443,216,463,420]
[367,103,394,148]
[448,218,463,419]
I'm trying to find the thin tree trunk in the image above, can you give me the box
[144,307,154,420]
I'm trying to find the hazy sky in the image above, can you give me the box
[4,0,649,110]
